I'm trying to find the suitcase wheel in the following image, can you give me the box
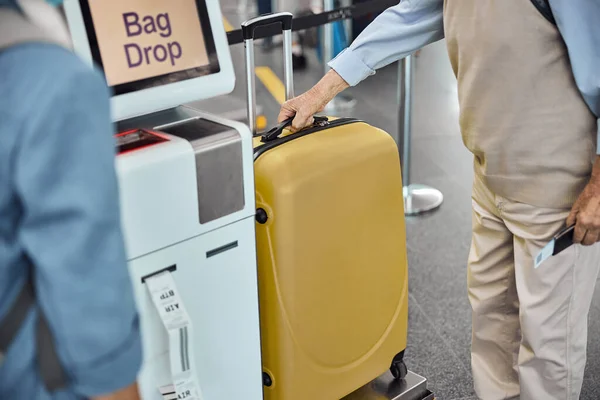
[390,352,408,380]
[262,372,273,387]
[256,208,268,224]
[390,360,408,380]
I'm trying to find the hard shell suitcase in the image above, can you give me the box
[243,13,409,400]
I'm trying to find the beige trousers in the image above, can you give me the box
[469,175,600,400]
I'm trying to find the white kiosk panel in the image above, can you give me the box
[62,2,263,400]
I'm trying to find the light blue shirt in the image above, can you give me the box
[0,37,141,400]
[329,0,600,154]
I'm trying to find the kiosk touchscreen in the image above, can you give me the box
[64,0,235,121]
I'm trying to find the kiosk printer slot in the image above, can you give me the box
[63,1,263,399]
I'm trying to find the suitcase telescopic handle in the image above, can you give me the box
[242,12,295,135]
[241,13,293,40]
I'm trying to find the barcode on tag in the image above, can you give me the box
[179,326,190,372]
[534,240,555,269]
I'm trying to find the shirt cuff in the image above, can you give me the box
[328,47,375,87]
[71,319,142,397]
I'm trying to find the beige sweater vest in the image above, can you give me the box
[443,0,597,209]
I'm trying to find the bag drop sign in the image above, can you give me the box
[88,0,210,87]
[123,12,182,68]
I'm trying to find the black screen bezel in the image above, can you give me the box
[78,0,221,96]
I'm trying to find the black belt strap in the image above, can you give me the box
[0,279,67,391]
[0,280,35,355]
[226,0,400,45]
[37,312,68,391]
[227,0,556,45]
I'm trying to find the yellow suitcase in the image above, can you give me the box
[243,13,409,400]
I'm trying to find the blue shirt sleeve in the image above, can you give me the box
[549,0,600,154]
[12,47,142,397]
[329,0,445,86]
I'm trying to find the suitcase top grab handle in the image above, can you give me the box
[243,12,294,135]
[241,13,293,40]
[260,116,329,142]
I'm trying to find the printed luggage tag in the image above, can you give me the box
[146,272,203,400]
[534,225,575,269]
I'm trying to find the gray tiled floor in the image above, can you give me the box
[221,4,600,399]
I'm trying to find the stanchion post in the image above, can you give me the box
[398,54,412,187]
[341,0,353,47]
[397,56,444,216]
[323,0,335,73]
[322,0,356,112]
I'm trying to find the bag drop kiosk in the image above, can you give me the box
[63,1,263,399]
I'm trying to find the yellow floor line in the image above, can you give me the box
[255,66,286,105]
[222,17,234,32]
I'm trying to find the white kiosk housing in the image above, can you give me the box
[63,1,263,399]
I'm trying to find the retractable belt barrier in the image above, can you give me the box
[226,0,399,45]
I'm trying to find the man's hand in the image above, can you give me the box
[278,69,349,132]
[567,157,600,246]
[91,382,140,400]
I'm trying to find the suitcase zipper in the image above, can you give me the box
[253,117,362,161]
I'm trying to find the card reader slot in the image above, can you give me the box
[116,129,167,154]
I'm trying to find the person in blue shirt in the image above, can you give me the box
[0,1,142,399]
[281,1,600,399]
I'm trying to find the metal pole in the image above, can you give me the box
[341,0,352,47]
[398,55,412,186]
[245,38,257,135]
[282,29,295,100]
[398,56,444,216]
[322,0,356,113]
[322,0,335,75]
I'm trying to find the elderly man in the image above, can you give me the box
[279,1,600,399]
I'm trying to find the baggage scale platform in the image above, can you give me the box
[343,371,434,400]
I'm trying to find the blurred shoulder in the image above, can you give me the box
[0,43,109,113]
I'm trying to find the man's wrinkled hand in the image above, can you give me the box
[277,69,349,132]
[567,178,600,246]
[278,87,326,133]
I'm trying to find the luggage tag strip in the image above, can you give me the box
[146,271,203,400]
[534,225,575,269]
